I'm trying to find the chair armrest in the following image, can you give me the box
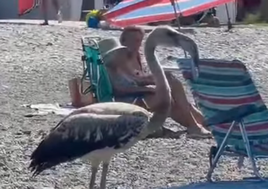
[205,104,259,126]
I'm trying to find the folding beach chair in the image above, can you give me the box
[177,58,268,181]
[81,36,148,105]
[81,36,113,102]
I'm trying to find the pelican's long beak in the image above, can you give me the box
[169,29,200,79]
[180,40,199,64]
[190,49,200,80]
[179,36,200,79]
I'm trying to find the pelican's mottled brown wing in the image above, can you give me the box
[49,102,150,132]
[29,112,149,176]
[74,102,151,116]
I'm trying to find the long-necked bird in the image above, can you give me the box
[29,26,199,189]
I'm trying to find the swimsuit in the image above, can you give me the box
[112,73,138,103]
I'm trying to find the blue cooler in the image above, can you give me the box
[87,17,99,28]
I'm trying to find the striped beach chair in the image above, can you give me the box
[177,58,268,181]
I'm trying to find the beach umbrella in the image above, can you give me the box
[104,0,162,19]
[105,0,235,27]
[18,0,41,16]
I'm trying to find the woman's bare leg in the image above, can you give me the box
[135,97,185,139]
[134,72,211,138]
[164,72,211,138]
[51,0,60,10]
[51,0,62,23]
[143,94,211,139]
[169,102,211,138]
[189,103,206,126]
[41,0,49,25]
[164,72,206,127]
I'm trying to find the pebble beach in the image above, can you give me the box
[1,22,268,188]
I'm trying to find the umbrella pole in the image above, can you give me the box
[170,0,187,58]
[170,0,181,30]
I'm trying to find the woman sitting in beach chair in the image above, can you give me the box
[102,27,212,139]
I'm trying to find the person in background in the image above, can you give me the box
[40,0,62,25]
[106,26,212,139]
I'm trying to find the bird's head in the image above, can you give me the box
[146,26,200,71]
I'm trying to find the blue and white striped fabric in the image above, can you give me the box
[178,58,268,156]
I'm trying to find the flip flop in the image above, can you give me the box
[40,22,49,26]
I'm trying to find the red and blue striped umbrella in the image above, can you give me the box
[18,0,41,16]
[104,0,162,19]
[106,0,235,27]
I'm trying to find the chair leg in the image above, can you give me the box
[132,98,150,110]
[206,120,237,181]
[239,121,264,180]
[141,98,150,109]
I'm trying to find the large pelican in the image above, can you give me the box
[29,26,199,189]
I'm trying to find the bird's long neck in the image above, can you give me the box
[143,36,171,135]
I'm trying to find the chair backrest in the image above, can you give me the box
[178,59,268,154]
[81,37,114,102]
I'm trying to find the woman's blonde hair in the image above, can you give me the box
[119,26,145,45]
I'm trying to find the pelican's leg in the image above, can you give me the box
[89,160,100,189]
[89,166,98,189]
[100,161,110,189]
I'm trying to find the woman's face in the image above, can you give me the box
[123,31,144,52]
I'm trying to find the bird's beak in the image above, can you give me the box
[192,53,200,71]
[179,37,200,79]
[170,30,200,79]
[189,49,200,80]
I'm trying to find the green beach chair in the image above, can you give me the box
[177,58,268,181]
[81,36,113,102]
[81,36,148,106]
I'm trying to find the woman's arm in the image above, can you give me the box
[107,67,155,97]
[134,70,173,86]
[113,85,155,97]
[133,74,155,86]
